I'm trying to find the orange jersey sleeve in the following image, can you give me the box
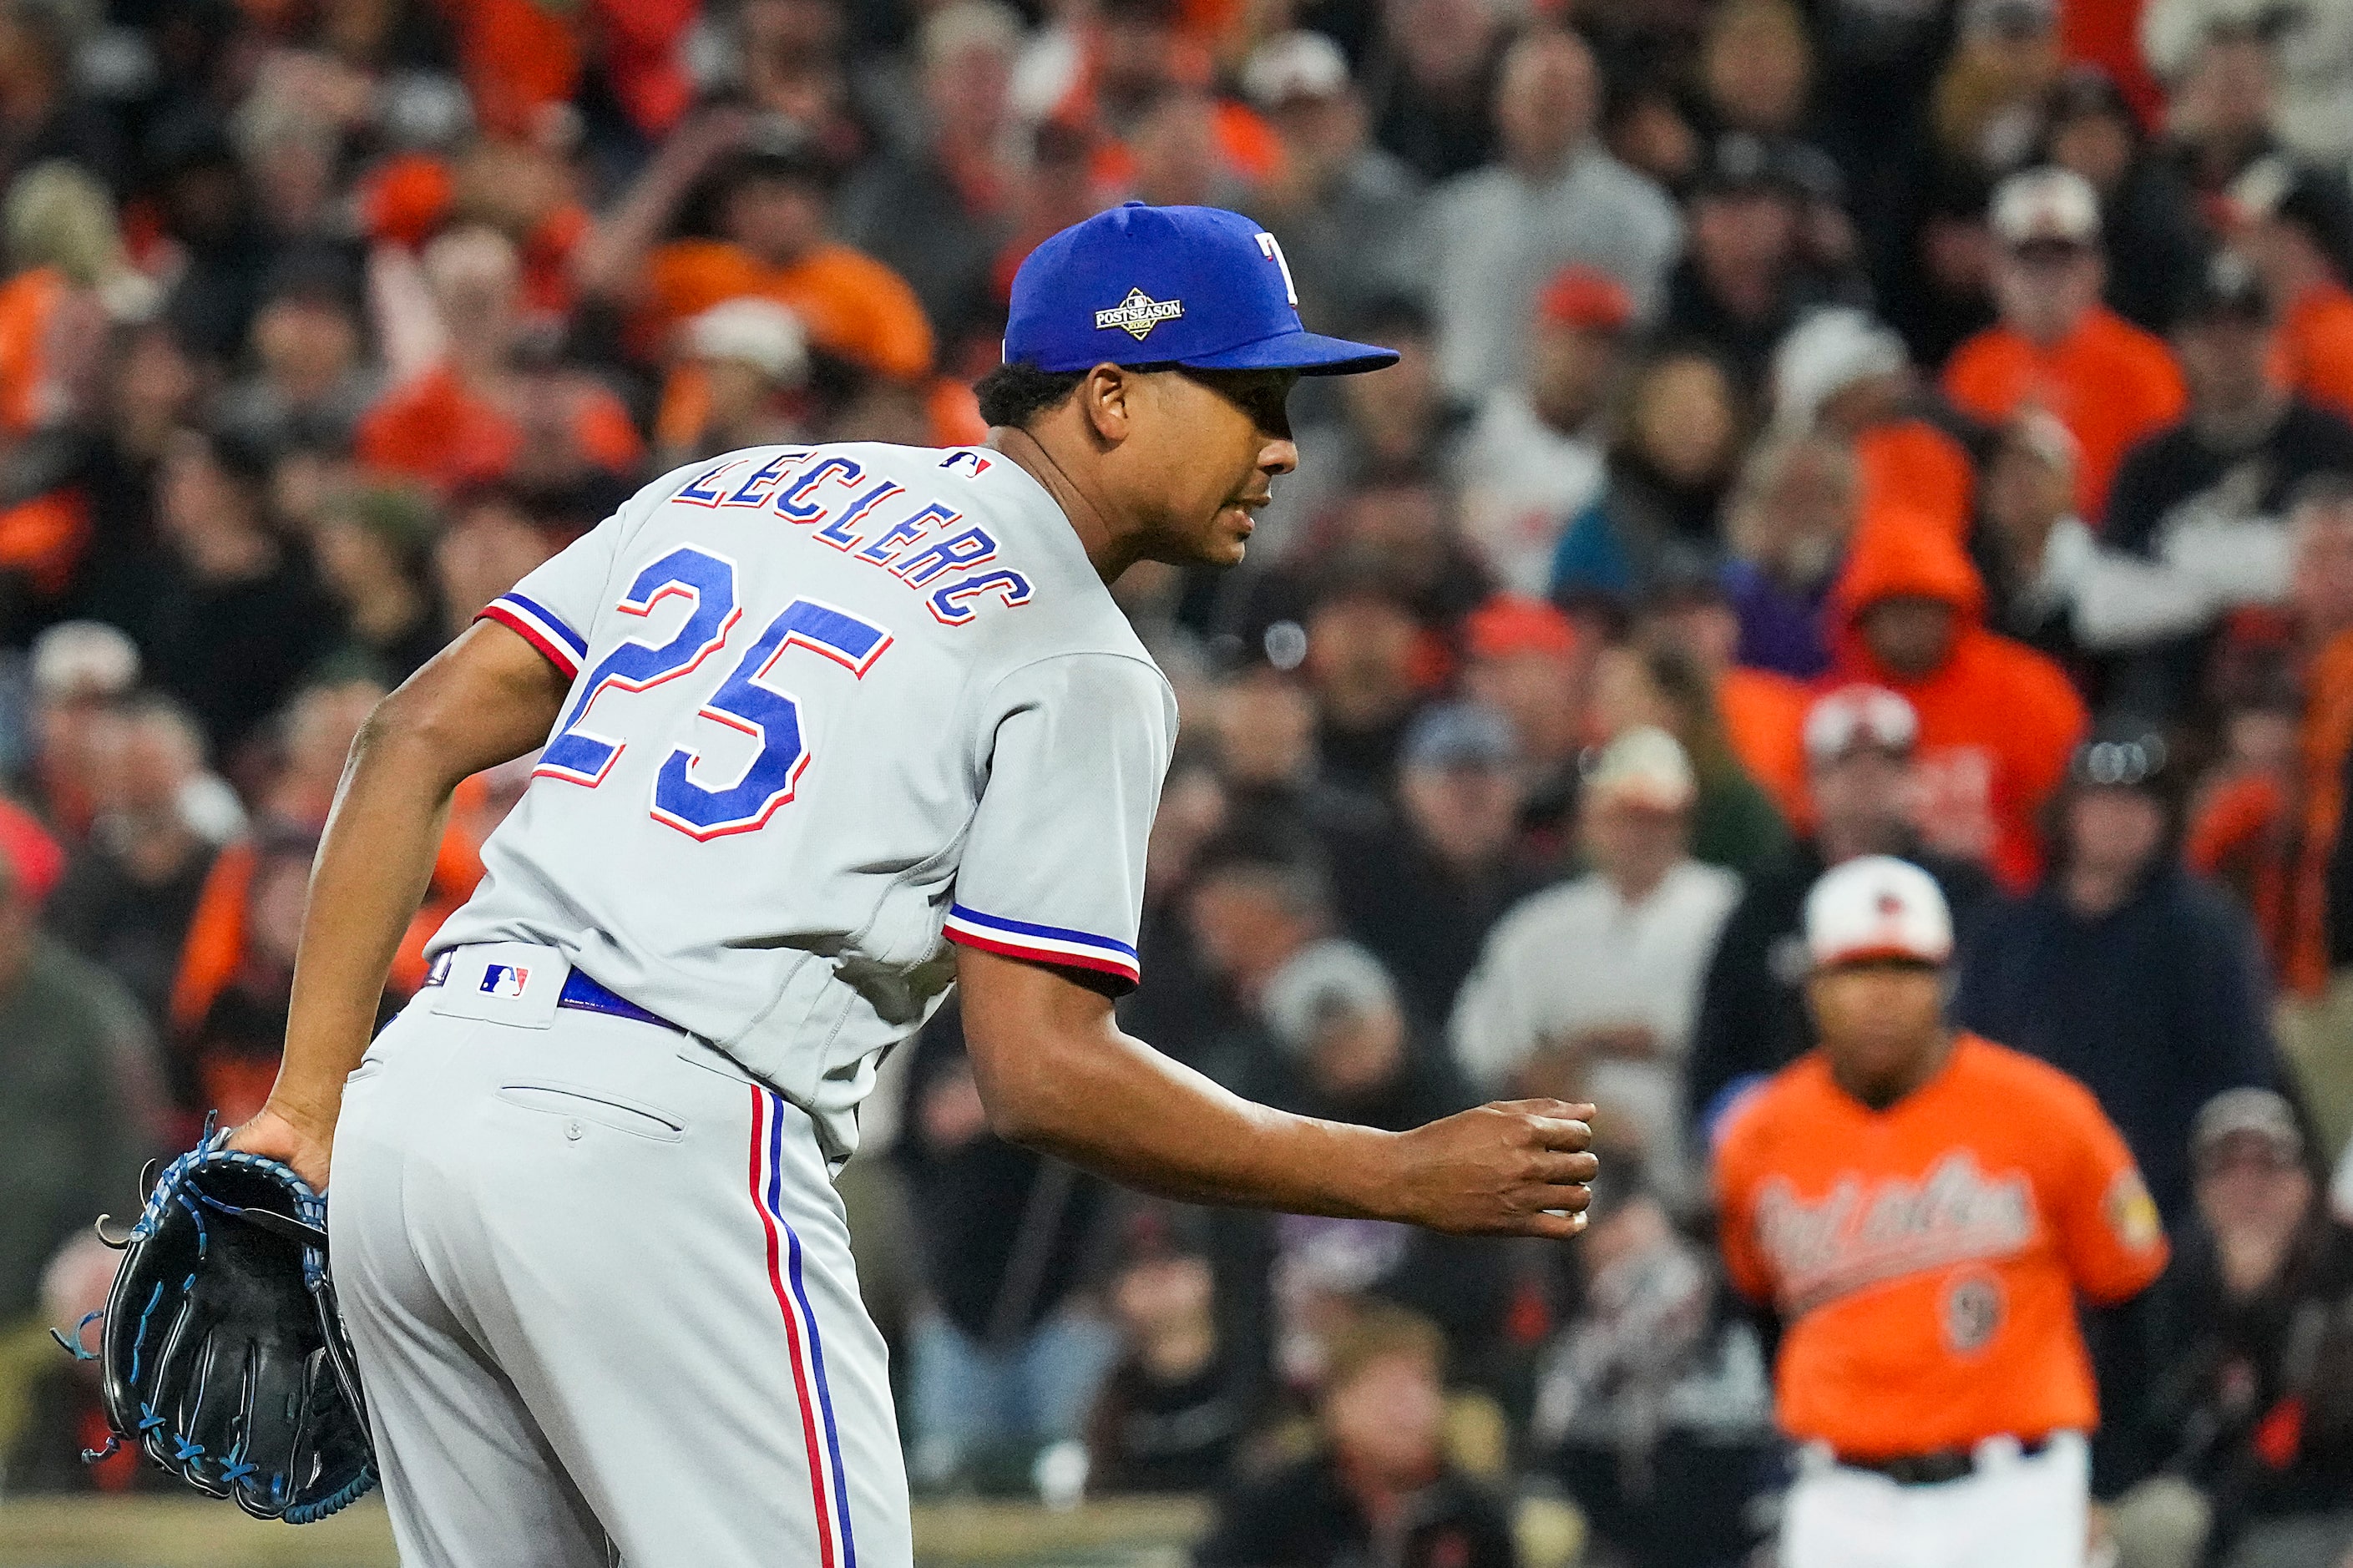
[2031,1065,2170,1304]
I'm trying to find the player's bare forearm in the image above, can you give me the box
[245,623,567,1177]
[954,946,1596,1237]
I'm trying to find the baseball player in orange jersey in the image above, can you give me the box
[1713,855,2170,1568]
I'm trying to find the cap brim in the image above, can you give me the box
[1176,328,1400,375]
[1813,943,1948,969]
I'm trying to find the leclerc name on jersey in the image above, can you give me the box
[673,447,1036,629]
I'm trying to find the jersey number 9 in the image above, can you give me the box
[536,545,894,840]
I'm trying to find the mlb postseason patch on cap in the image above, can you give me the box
[1095,287,1186,341]
[1004,202,1398,376]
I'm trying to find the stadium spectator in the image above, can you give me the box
[1588,640,1795,876]
[0,843,162,1323]
[837,2,1024,356]
[1634,571,1815,828]
[1362,0,1510,180]
[46,695,234,1028]
[1824,503,2087,887]
[1715,855,2169,1568]
[1771,306,1978,541]
[2079,251,2353,714]
[2143,0,2353,167]
[580,115,934,382]
[1550,348,1744,605]
[1239,32,1428,336]
[1455,594,1591,843]
[357,225,643,496]
[134,424,342,761]
[1530,1155,1777,1568]
[309,484,446,684]
[1717,431,1860,679]
[1453,266,1623,597]
[2037,67,2209,337]
[1451,726,1739,1191]
[1953,721,2282,1223]
[1971,409,2085,667]
[2226,157,2353,427]
[1192,1303,1518,1568]
[2128,1089,2353,1568]
[1422,26,1682,398]
[1087,1205,1252,1493]
[1324,703,1558,1030]
[653,298,815,468]
[214,248,377,453]
[1930,0,2066,182]
[1236,939,1508,1370]
[898,1003,1116,1493]
[1942,166,2189,522]
[1660,134,1831,396]
[1688,685,1996,1135]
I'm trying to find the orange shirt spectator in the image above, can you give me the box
[357,362,642,494]
[1943,166,2185,521]
[1943,307,2183,521]
[639,237,934,381]
[1856,418,1977,539]
[2277,281,2353,425]
[2232,159,2353,429]
[1718,664,1813,827]
[1825,509,2088,888]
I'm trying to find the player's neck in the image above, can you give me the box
[1833,1029,1956,1110]
[989,425,1143,584]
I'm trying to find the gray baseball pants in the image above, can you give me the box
[330,946,910,1568]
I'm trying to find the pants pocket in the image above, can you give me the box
[495,1082,689,1142]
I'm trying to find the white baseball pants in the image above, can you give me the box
[1780,1432,2089,1568]
[329,948,911,1568]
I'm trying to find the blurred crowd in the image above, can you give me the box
[0,0,2347,1562]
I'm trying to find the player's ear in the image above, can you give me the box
[1078,363,1133,448]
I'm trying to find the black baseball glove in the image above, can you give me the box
[60,1133,378,1522]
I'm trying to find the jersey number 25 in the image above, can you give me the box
[537,544,893,839]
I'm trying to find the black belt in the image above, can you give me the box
[1838,1437,2052,1486]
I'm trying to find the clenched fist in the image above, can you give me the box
[1376,1100,1598,1238]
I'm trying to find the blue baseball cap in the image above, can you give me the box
[1004,202,1399,377]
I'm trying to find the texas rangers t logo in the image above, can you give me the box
[480,964,530,997]
[1095,288,1184,341]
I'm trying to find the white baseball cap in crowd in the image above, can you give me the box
[1242,30,1350,110]
[1803,684,1919,763]
[1585,726,1696,812]
[1804,854,1955,969]
[1770,306,1908,433]
[1991,166,2102,248]
[687,297,810,387]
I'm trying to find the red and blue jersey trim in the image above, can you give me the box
[940,903,1141,988]
[478,592,589,680]
[748,1087,857,1568]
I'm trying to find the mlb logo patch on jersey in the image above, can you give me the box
[430,942,568,1029]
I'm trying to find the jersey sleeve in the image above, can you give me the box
[2041,1075,2170,1305]
[944,652,1176,992]
[1709,1100,1778,1306]
[474,463,704,679]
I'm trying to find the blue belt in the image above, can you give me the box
[423,951,681,1033]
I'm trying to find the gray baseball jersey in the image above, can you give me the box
[433,441,1177,1159]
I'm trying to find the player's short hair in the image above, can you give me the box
[974,362,1086,428]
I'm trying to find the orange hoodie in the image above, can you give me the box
[1827,512,2089,889]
